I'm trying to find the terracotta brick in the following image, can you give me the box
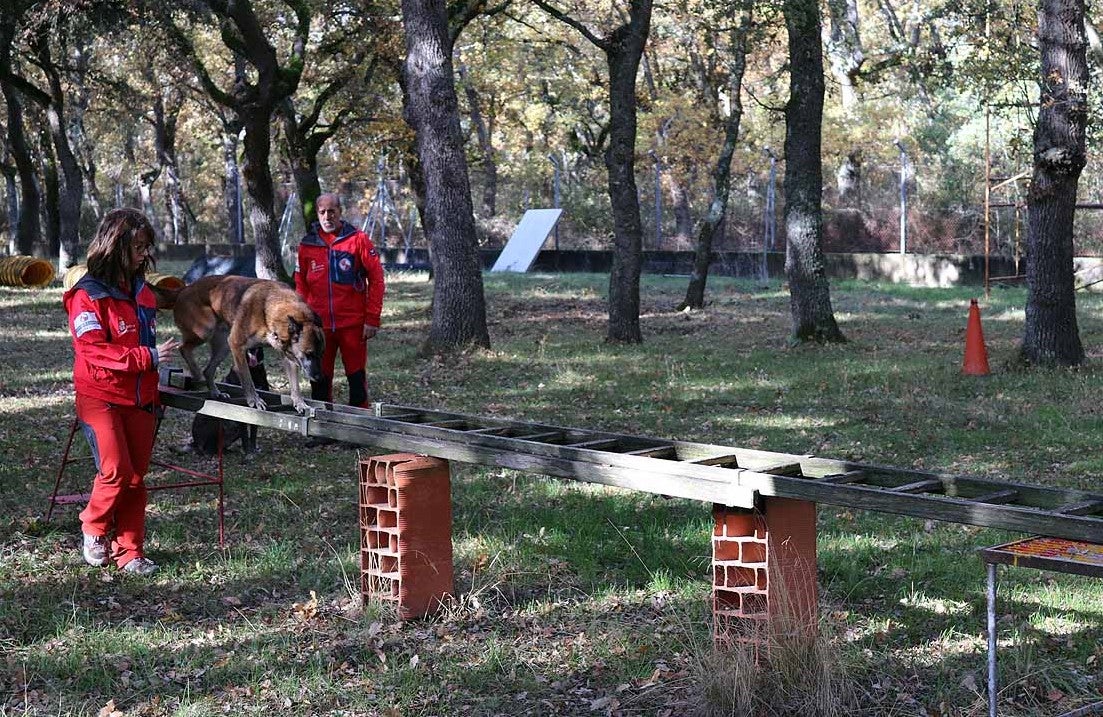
[360,454,454,620]
[711,498,818,646]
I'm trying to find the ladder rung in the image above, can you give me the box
[424,419,468,428]
[624,445,676,457]
[893,478,944,494]
[564,438,621,450]
[381,412,423,422]
[818,471,866,484]
[694,455,741,467]
[757,461,803,476]
[1054,499,1103,516]
[465,426,511,434]
[972,489,1020,504]
[515,431,563,442]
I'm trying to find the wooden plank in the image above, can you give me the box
[466,426,512,435]
[893,478,944,494]
[1055,500,1103,516]
[817,471,866,484]
[972,489,1020,504]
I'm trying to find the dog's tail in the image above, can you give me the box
[148,283,181,310]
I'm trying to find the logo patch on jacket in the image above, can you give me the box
[116,318,134,335]
[338,256,353,272]
[73,311,102,338]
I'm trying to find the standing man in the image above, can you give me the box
[295,193,385,433]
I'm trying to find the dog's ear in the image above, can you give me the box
[310,309,322,326]
[287,315,302,337]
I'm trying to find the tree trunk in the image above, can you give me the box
[222,123,244,244]
[603,3,652,344]
[39,127,60,258]
[668,172,693,248]
[401,0,490,353]
[825,0,864,111]
[153,91,189,244]
[30,30,83,269]
[1022,0,1087,365]
[241,115,289,283]
[1,80,39,255]
[783,0,845,343]
[459,65,498,218]
[279,98,322,228]
[680,2,750,311]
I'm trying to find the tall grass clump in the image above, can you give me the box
[693,620,858,717]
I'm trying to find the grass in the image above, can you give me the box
[1,268,1102,715]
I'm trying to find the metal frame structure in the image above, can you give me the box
[47,412,226,547]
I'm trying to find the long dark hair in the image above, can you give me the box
[85,209,156,289]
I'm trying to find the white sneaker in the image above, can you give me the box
[82,533,109,567]
[122,557,159,576]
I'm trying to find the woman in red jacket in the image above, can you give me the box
[63,209,179,575]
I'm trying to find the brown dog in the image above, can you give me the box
[172,275,324,413]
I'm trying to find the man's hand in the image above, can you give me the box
[363,325,379,341]
[157,337,181,363]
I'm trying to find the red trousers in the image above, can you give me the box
[76,394,156,568]
[311,325,369,408]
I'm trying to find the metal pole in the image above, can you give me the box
[763,148,777,279]
[985,107,992,298]
[548,154,561,252]
[987,562,998,717]
[894,140,908,255]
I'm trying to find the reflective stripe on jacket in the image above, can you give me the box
[294,220,385,331]
[63,274,160,406]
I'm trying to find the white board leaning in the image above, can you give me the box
[490,209,563,273]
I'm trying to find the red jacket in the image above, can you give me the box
[64,274,161,407]
[295,221,385,331]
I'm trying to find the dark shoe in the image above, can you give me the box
[305,436,337,448]
[122,557,159,575]
[82,532,110,567]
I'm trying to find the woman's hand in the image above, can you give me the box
[157,338,181,363]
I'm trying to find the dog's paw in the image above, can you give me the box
[210,389,231,400]
[246,397,268,411]
[293,398,309,414]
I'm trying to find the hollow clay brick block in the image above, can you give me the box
[359,453,454,620]
[712,498,818,647]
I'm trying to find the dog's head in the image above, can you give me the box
[278,309,325,382]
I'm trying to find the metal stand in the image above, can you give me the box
[980,538,1103,717]
[47,410,226,548]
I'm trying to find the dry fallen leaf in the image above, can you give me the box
[97,700,123,717]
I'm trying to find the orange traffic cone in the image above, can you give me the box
[962,298,991,376]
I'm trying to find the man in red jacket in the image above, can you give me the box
[295,193,385,431]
